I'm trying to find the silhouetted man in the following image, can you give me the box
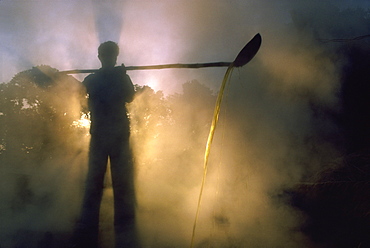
[72,41,138,248]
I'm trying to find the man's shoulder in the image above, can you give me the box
[82,73,97,85]
[84,73,96,80]
[113,66,127,76]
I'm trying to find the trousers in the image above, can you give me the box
[75,132,138,248]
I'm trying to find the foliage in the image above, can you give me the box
[0,65,87,168]
[0,66,89,247]
[128,80,216,187]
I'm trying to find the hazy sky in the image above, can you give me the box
[1,0,369,94]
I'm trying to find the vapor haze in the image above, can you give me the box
[1,0,369,247]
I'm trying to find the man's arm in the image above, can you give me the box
[125,74,135,103]
[119,65,135,103]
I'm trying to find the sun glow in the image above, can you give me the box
[72,113,91,129]
[146,76,160,92]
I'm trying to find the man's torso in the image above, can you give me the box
[83,67,134,135]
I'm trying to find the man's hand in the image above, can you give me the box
[120,64,127,74]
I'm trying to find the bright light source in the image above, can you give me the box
[72,113,91,129]
[146,77,160,92]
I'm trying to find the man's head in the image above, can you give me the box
[98,41,119,69]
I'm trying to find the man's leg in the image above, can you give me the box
[73,134,108,248]
[110,135,139,248]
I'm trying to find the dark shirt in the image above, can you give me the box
[83,66,135,135]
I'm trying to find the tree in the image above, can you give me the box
[0,66,88,247]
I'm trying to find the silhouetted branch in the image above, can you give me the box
[319,34,370,43]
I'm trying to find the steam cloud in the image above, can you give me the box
[1,0,369,247]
